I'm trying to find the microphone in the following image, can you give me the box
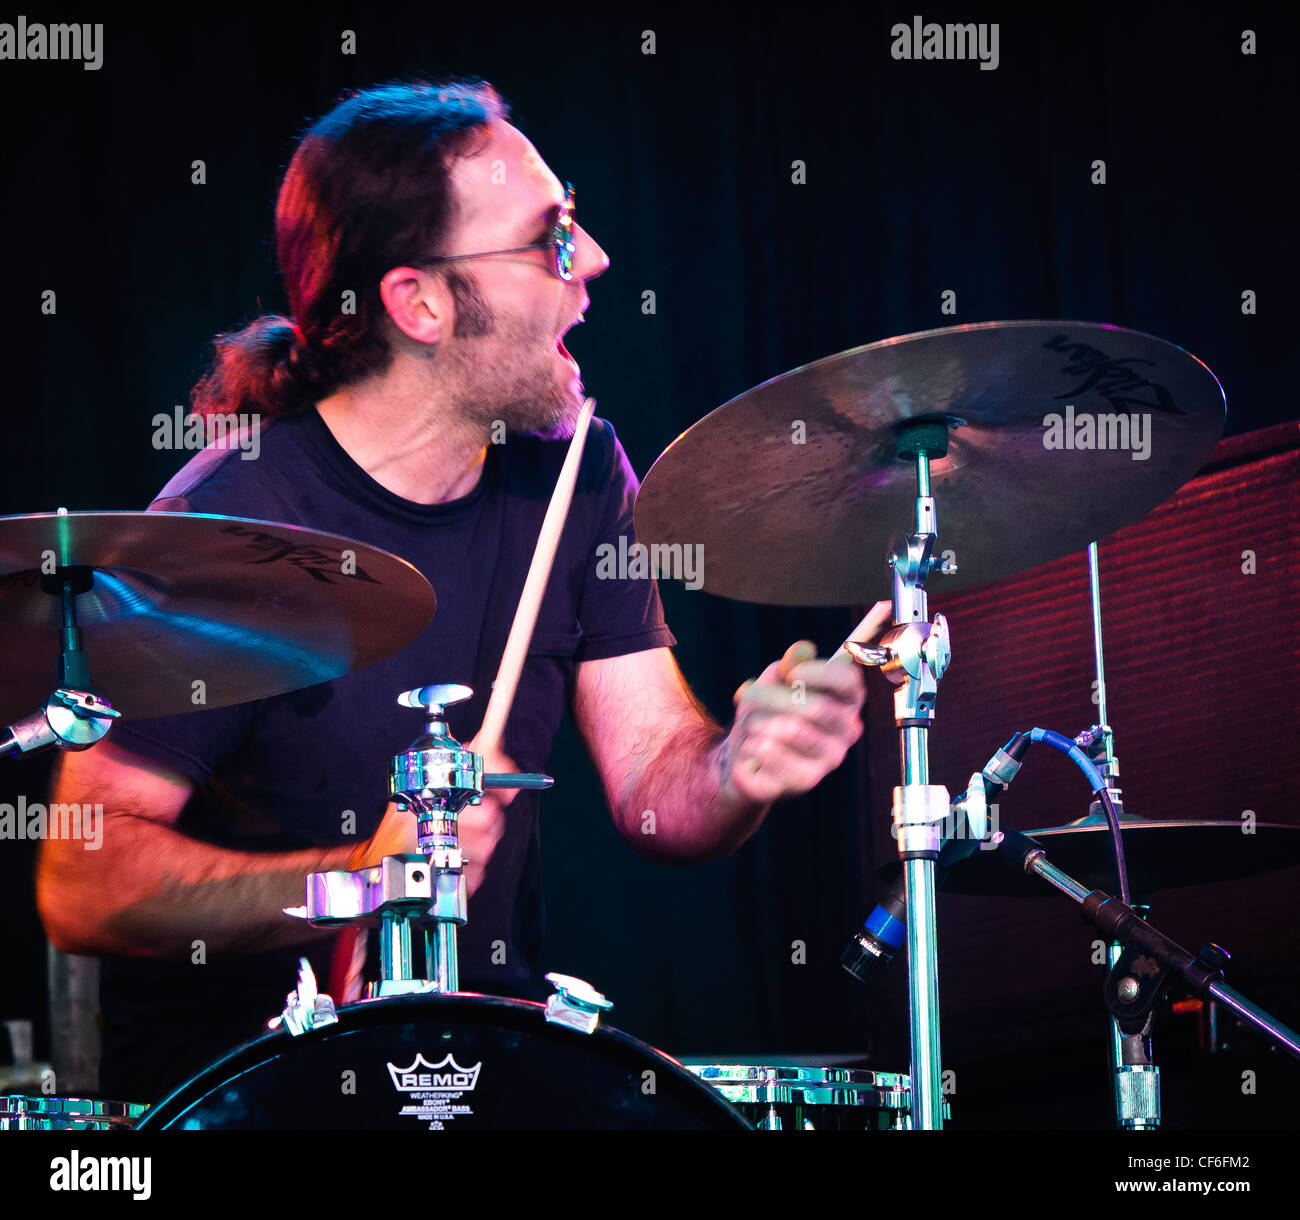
[842,879,908,985]
[841,733,1027,984]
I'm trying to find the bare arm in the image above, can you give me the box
[574,647,763,862]
[573,644,864,863]
[36,739,370,958]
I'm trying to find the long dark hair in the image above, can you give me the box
[192,77,509,418]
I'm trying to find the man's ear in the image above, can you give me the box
[379,266,449,345]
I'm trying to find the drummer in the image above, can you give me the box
[35,77,865,1103]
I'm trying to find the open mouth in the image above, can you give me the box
[556,314,584,368]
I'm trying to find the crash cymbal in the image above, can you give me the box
[635,321,1225,604]
[0,511,436,720]
[941,816,1300,897]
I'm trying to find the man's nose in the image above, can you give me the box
[573,221,610,280]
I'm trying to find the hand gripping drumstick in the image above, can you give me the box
[477,394,597,753]
[328,399,596,1005]
[763,601,891,707]
[831,600,895,664]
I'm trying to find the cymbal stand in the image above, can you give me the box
[2,563,118,761]
[286,684,551,996]
[844,420,954,1129]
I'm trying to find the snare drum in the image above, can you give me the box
[0,1096,148,1131]
[138,992,749,1130]
[685,1063,924,1130]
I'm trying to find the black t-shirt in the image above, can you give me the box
[98,407,673,1102]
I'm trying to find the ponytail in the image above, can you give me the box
[192,314,337,418]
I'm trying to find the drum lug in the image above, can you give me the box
[268,958,338,1037]
[543,972,614,1035]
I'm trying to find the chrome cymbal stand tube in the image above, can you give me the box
[846,421,954,1130]
[1086,543,1160,1131]
[1087,543,1118,788]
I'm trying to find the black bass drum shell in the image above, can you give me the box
[137,992,750,1130]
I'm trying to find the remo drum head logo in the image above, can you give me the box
[386,1053,482,1129]
[387,1052,482,1092]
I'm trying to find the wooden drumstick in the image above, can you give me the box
[476,396,597,754]
[830,599,895,664]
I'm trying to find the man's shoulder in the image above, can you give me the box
[149,414,300,514]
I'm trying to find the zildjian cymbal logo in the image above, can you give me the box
[220,524,381,584]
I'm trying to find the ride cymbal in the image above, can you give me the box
[635,321,1225,604]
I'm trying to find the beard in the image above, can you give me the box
[442,270,582,440]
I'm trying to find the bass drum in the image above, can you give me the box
[137,992,749,1130]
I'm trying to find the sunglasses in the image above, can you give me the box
[424,182,576,282]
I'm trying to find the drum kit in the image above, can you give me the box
[2,320,1298,1132]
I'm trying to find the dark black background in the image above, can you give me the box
[1,1,1295,1129]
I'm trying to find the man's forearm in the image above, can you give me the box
[39,814,358,958]
[618,721,772,862]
